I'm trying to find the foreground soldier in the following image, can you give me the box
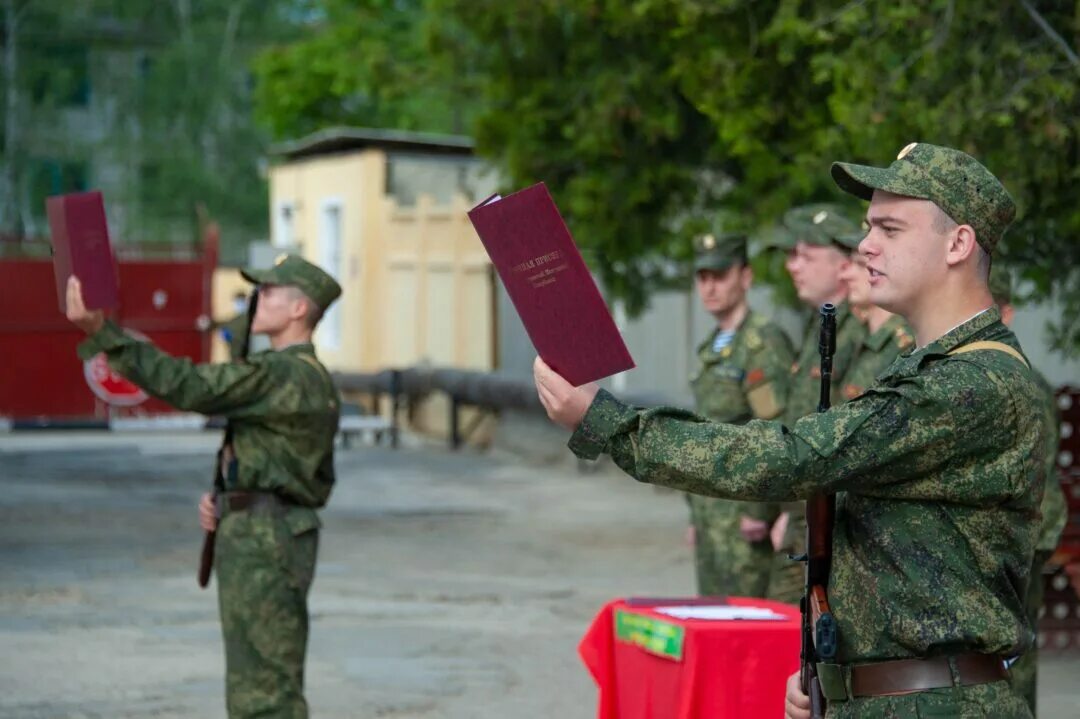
[66,255,341,719]
[685,230,793,597]
[535,144,1041,718]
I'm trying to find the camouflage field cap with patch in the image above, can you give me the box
[241,254,342,312]
[756,222,797,252]
[831,142,1016,254]
[783,203,862,252]
[694,231,748,272]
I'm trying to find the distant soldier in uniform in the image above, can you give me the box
[65,254,342,719]
[991,266,1068,716]
[685,229,794,597]
[768,205,867,605]
[535,143,1042,718]
[836,236,914,400]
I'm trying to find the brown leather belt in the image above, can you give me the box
[850,654,1008,697]
[221,491,289,513]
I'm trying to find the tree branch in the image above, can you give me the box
[1019,0,1080,71]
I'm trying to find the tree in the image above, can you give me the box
[1,0,301,261]
[252,0,464,140]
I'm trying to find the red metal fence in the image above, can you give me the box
[0,249,215,423]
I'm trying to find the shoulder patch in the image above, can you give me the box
[746,368,765,386]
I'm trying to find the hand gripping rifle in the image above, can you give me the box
[800,303,838,717]
[198,288,259,588]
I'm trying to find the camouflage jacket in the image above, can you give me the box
[690,310,793,424]
[783,301,867,425]
[79,321,339,508]
[688,310,794,521]
[1034,370,1068,552]
[569,307,1044,662]
[839,313,914,401]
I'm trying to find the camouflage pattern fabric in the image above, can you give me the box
[242,254,342,313]
[569,308,1044,671]
[1009,369,1068,715]
[831,142,1016,254]
[827,680,1031,718]
[78,321,339,507]
[686,310,793,597]
[838,314,914,402]
[78,320,339,718]
[217,505,319,719]
[767,303,868,604]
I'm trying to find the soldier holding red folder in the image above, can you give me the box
[65,254,341,719]
[536,144,1043,718]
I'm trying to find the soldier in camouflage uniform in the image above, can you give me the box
[836,243,914,401]
[535,143,1041,718]
[991,266,1068,716]
[767,205,868,605]
[66,254,342,719]
[686,230,794,597]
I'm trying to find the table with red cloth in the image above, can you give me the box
[578,597,802,719]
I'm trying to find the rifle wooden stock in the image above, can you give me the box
[198,530,215,588]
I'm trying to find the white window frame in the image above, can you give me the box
[317,198,344,350]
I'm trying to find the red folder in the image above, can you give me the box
[468,183,634,386]
[47,191,119,313]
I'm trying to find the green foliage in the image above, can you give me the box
[252,0,463,139]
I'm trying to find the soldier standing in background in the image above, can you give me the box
[991,266,1068,716]
[685,228,794,597]
[767,204,867,605]
[66,254,342,719]
[836,235,914,401]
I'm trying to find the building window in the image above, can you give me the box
[317,200,343,350]
[274,202,295,248]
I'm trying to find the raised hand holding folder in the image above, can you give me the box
[467,183,634,386]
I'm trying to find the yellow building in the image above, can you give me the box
[258,127,499,375]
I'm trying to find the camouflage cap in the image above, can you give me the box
[831,142,1016,254]
[755,222,797,252]
[783,203,862,252]
[241,254,342,312]
[693,231,748,272]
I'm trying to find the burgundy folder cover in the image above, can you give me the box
[468,182,634,386]
[47,191,119,313]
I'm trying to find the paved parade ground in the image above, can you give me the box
[2,431,1079,718]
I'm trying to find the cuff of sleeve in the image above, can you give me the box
[77,320,130,360]
[567,388,635,460]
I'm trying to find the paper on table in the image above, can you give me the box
[653,605,786,621]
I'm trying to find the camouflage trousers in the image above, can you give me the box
[766,505,805,605]
[826,680,1032,718]
[687,495,772,597]
[216,507,319,719]
[1009,550,1052,716]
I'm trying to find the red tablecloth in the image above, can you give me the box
[579,597,801,719]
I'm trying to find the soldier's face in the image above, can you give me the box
[861,192,947,315]
[838,252,872,307]
[250,284,307,334]
[786,242,849,307]
[695,264,750,316]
